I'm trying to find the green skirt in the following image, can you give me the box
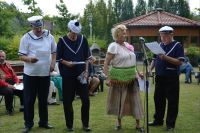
[109,66,136,85]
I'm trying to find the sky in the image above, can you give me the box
[2,0,200,16]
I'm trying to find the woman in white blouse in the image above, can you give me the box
[103,25,144,132]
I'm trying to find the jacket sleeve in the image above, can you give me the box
[0,79,9,88]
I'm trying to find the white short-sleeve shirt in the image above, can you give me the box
[19,30,56,76]
[107,42,136,67]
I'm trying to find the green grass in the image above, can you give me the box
[0,73,200,133]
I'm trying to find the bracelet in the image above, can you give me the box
[29,58,32,63]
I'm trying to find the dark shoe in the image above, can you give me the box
[185,81,190,84]
[115,125,121,130]
[136,127,145,132]
[22,127,31,133]
[48,102,60,105]
[67,127,74,132]
[83,126,91,132]
[166,126,174,131]
[19,106,24,112]
[148,121,163,126]
[39,124,54,129]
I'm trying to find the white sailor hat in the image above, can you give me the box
[27,16,43,27]
[159,26,174,33]
[68,20,82,34]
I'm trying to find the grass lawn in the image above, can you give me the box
[0,70,200,133]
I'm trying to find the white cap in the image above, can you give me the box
[27,16,43,27]
[68,20,82,33]
[159,26,174,33]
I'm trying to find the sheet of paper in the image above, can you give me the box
[145,41,165,55]
[138,78,150,92]
[14,83,23,90]
[72,61,85,65]
[35,50,49,62]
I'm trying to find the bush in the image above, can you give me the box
[187,46,200,67]
[0,37,10,50]
[6,35,21,60]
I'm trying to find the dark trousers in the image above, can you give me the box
[6,79,24,106]
[23,74,50,128]
[0,87,13,111]
[0,79,23,111]
[154,75,179,128]
[62,77,90,128]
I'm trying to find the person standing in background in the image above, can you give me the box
[18,16,56,133]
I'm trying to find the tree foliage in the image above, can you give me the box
[55,0,78,34]
[0,0,197,60]
[135,0,146,17]
[121,0,134,21]
[22,0,42,15]
[176,0,190,18]
[113,0,123,22]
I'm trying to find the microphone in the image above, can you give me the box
[139,37,145,42]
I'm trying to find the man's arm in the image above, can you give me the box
[50,53,56,72]
[158,54,183,66]
[19,55,38,63]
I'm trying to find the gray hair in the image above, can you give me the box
[0,50,5,54]
[111,25,127,41]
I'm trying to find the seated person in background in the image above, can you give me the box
[50,62,63,101]
[48,81,59,105]
[0,50,24,115]
[88,59,100,96]
[180,56,193,83]
[88,75,100,96]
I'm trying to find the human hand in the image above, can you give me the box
[66,61,75,67]
[30,57,38,63]
[8,85,15,90]
[138,72,144,79]
[105,79,111,87]
[88,56,96,64]
[83,71,88,78]
[50,64,55,72]
[158,54,165,60]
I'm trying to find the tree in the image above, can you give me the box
[113,0,123,22]
[155,0,167,10]
[94,0,108,40]
[81,0,95,38]
[107,0,116,43]
[55,0,78,34]
[0,2,18,37]
[147,0,156,12]
[121,0,134,21]
[166,0,176,14]
[176,0,190,18]
[22,0,42,15]
[135,0,147,17]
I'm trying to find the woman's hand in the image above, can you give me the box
[105,79,111,87]
[137,72,144,79]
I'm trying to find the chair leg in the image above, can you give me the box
[0,96,4,104]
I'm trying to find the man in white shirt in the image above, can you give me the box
[18,15,56,133]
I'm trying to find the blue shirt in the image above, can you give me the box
[154,41,184,76]
[56,34,91,78]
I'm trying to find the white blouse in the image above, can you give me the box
[107,42,136,68]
